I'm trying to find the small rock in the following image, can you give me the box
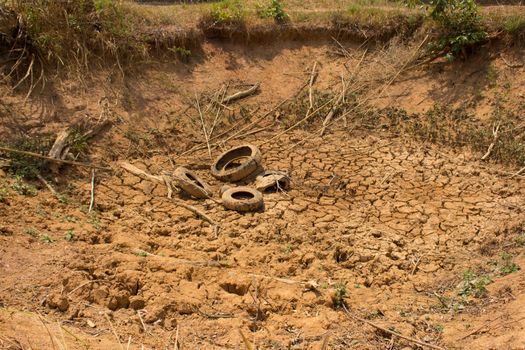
[87,319,96,328]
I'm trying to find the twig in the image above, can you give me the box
[238,329,254,350]
[0,146,111,171]
[120,162,164,183]
[173,198,220,236]
[195,93,212,160]
[67,279,104,296]
[500,54,523,68]
[137,310,150,336]
[342,305,446,350]
[307,61,318,117]
[320,332,330,350]
[481,122,501,161]
[36,174,57,196]
[88,170,95,213]
[57,321,68,350]
[457,315,505,340]
[510,166,525,178]
[37,314,57,350]
[174,324,180,350]
[321,73,346,136]
[104,314,124,350]
[126,336,132,350]
[223,82,260,104]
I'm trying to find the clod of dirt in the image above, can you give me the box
[219,273,252,296]
[0,169,6,177]
[221,186,264,212]
[46,293,69,312]
[211,144,262,182]
[107,290,130,311]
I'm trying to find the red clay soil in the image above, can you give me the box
[1,40,525,350]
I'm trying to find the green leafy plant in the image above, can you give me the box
[1,136,52,179]
[209,0,244,24]
[428,0,487,60]
[40,234,54,244]
[24,227,39,237]
[332,282,347,307]
[64,230,75,241]
[11,177,37,196]
[458,269,491,298]
[256,0,289,23]
[499,253,519,276]
[0,187,9,203]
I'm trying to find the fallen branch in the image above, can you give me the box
[195,93,212,160]
[510,165,525,178]
[0,146,111,171]
[36,174,57,196]
[223,82,260,104]
[306,61,318,117]
[120,162,164,183]
[238,329,254,350]
[500,54,523,68]
[88,170,95,213]
[320,73,345,136]
[342,305,446,350]
[481,122,501,161]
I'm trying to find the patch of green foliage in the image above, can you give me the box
[332,282,347,308]
[64,229,75,241]
[256,0,289,23]
[209,0,244,24]
[458,269,491,298]
[499,253,519,276]
[428,0,487,60]
[502,14,525,34]
[11,177,37,196]
[23,227,39,237]
[0,186,9,203]
[1,135,52,180]
[40,234,54,244]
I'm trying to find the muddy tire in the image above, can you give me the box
[173,166,213,199]
[255,170,290,192]
[211,144,262,182]
[221,187,263,212]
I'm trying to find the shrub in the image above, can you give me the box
[428,0,487,60]
[209,0,244,24]
[256,0,289,23]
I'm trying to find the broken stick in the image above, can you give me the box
[481,122,501,161]
[0,146,111,171]
[223,82,260,104]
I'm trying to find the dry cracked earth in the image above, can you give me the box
[2,127,524,349]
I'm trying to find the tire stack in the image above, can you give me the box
[172,144,289,212]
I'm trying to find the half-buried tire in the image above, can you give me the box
[211,144,261,182]
[221,186,263,212]
[173,166,213,199]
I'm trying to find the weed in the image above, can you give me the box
[11,177,37,196]
[1,136,52,180]
[168,46,192,60]
[458,269,491,298]
[502,14,525,34]
[68,129,89,157]
[434,324,444,333]
[282,243,293,255]
[499,253,519,276]
[134,250,148,257]
[0,187,9,203]
[332,282,347,308]
[65,215,77,223]
[428,0,487,59]
[256,0,289,23]
[514,232,525,247]
[56,192,70,204]
[88,212,102,231]
[40,234,54,244]
[64,230,75,241]
[23,227,39,237]
[208,0,244,24]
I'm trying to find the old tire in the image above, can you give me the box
[221,187,263,212]
[255,170,290,192]
[173,166,213,199]
[211,144,261,182]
